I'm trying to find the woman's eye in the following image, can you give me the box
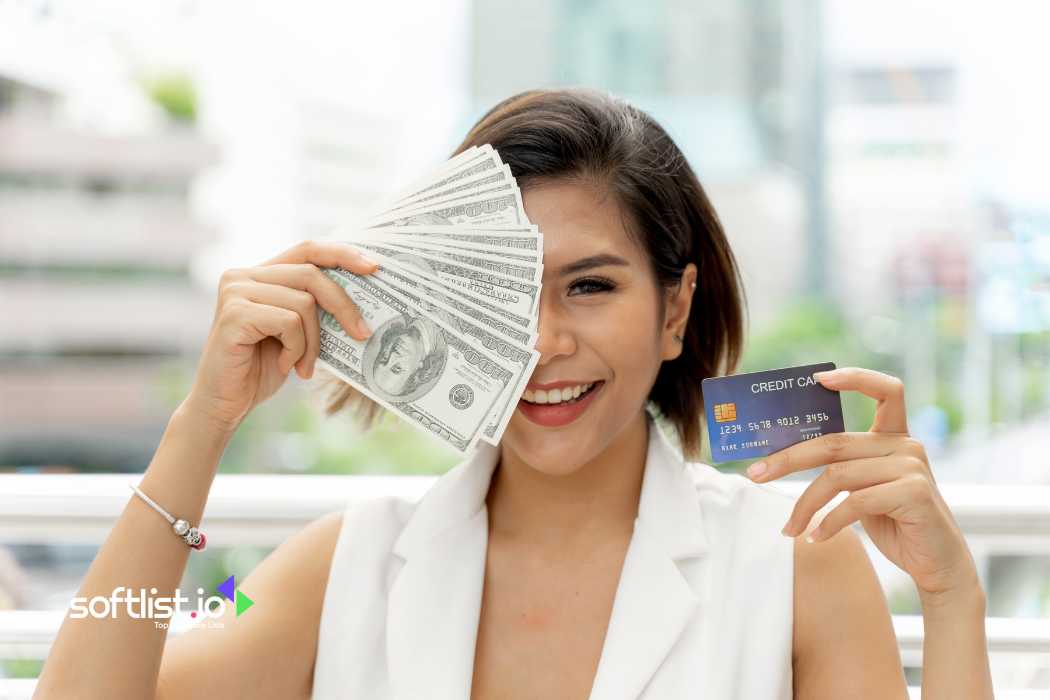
[568,277,616,295]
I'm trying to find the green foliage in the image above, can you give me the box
[1,658,43,678]
[183,545,274,600]
[308,415,461,476]
[737,297,853,373]
[140,72,198,124]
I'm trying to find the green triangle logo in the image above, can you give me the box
[236,589,254,617]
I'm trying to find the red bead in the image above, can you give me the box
[192,532,207,551]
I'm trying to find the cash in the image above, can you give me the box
[316,145,542,454]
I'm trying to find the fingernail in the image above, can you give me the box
[362,256,379,269]
[356,318,372,338]
[746,461,767,480]
[781,522,793,537]
[805,534,815,544]
[813,370,837,385]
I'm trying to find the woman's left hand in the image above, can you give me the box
[744,366,979,600]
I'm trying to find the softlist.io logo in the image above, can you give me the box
[69,574,254,629]
[215,574,254,617]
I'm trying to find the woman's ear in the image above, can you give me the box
[661,262,697,361]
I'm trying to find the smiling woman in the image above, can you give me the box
[33,89,991,700]
[311,89,989,699]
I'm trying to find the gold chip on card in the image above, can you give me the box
[713,402,737,423]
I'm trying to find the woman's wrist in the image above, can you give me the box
[917,569,994,700]
[138,394,234,512]
[918,570,986,619]
[173,391,242,445]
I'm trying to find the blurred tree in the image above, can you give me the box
[140,72,197,124]
[739,297,884,439]
[1,659,43,679]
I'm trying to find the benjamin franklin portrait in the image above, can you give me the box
[362,314,448,403]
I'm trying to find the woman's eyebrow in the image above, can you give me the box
[557,253,631,276]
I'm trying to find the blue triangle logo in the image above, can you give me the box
[217,574,235,602]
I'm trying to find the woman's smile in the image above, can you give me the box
[516,379,606,427]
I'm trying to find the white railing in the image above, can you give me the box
[0,611,1044,699]
[3,475,1049,550]
[0,473,432,546]
[3,608,1050,662]
[1,474,1049,698]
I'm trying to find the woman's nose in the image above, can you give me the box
[534,306,576,363]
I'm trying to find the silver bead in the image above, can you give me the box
[172,519,190,536]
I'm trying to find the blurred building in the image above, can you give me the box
[0,54,218,471]
[825,1,983,319]
[470,0,814,329]
[0,0,479,476]
[188,1,471,283]
[824,0,1050,434]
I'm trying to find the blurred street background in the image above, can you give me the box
[1,0,1048,690]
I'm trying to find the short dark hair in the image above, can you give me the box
[323,88,746,460]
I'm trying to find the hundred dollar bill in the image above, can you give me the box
[364,248,537,348]
[316,267,515,454]
[364,239,542,283]
[391,164,511,212]
[368,190,528,228]
[388,152,503,208]
[356,231,543,265]
[347,246,536,334]
[374,145,492,210]
[345,223,544,254]
[362,262,539,444]
[349,240,541,319]
[370,182,522,227]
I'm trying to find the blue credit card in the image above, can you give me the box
[702,362,845,463]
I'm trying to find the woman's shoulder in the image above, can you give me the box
[676,458,798,558]
[682,458,796,519]
[326,493,419,559]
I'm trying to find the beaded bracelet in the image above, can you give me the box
[128,483,208,551]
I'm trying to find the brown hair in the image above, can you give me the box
[322,88,746,460]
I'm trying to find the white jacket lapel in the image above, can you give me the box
[386,440,499,700]
[587,418,711,700]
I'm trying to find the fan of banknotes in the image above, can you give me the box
[315,144,542,454]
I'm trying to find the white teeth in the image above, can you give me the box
[522,382,596,405]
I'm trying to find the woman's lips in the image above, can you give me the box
[516,380,605,428]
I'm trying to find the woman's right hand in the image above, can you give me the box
[183,239,380,432]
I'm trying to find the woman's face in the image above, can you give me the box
[502,180,696,474]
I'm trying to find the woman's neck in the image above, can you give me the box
[486,410,649,550]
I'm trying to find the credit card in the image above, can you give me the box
[702,362,845,464]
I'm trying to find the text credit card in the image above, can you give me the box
[702,362,845,463]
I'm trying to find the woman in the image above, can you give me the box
[35,89,993,699]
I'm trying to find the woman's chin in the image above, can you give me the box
[516,452,587,477]
[501,426,593,475]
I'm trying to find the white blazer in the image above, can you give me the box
[312,409,796,699]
